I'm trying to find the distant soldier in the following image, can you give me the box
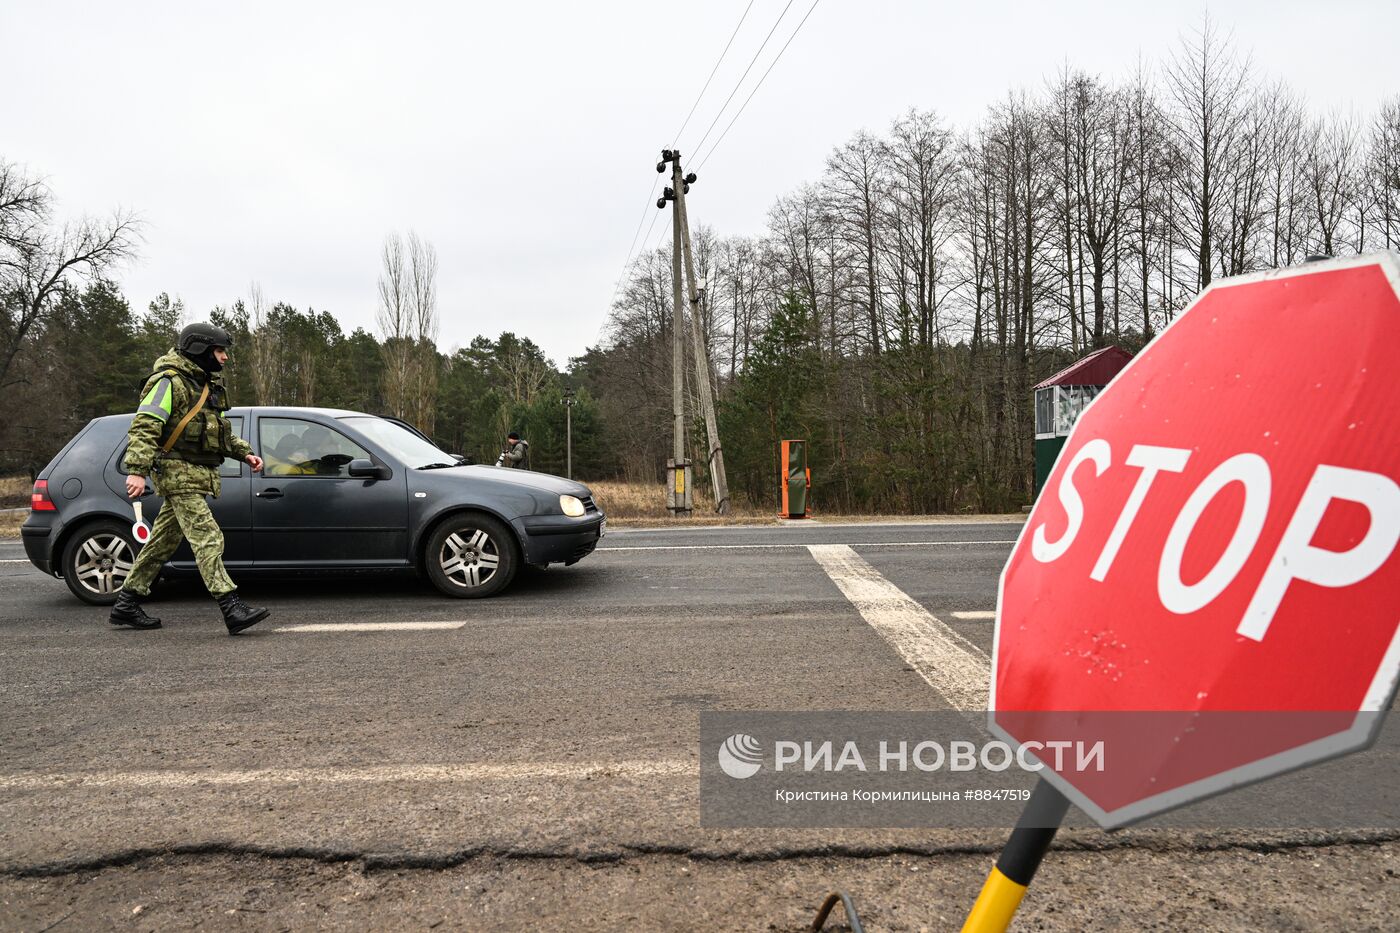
[497,431,529,469]
[108,322,270,634]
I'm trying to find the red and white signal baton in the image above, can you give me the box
[131,501,151,545]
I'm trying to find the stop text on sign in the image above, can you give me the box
[1031,440,1400,643]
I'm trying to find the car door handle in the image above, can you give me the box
[256,488,284,500]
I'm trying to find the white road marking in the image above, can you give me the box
[600,540,1016,552]
[807,544,990,711]
[275,621,467,633]
[0,759,693,791]
[605,519,1025,534]
[951,611,997,620]
[0,559,32,564]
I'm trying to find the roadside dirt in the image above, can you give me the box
[1,840,1394,931]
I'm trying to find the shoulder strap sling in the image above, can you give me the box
[161,381,210,454]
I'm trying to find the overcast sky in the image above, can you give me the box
[3,1,1395,367]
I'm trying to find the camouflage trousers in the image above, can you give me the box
[122,493,236,597]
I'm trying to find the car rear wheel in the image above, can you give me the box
[424,513,518,598]
[63,520,137,605]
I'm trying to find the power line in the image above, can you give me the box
[612,206,674,314]
[670,0,756,148]
[685,0,796,159]
[621,179,662,273]
[695,0,823,173]
[639,203,669,262]
[606,181,663,314]
[600,211,671,349]
[608,0,794,319]
[607,2,755,318]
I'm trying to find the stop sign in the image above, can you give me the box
[992,253,1400,827]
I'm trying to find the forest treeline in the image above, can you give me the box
[0,279,603,478]
[4,21,1397,511]
[594,22,1399,512]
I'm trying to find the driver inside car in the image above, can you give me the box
[298,425,335,474]
[266,433,315,476]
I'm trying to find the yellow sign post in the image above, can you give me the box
[961,780,1069,931]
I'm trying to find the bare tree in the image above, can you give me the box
[376,233,413,420]
[1302,113,1359,257]
[596,242,680,481]
[1164,15,1251,289]
[1051,71,1132,349]
[246,283,277,404]
[0,160,47,254]
[0,159,139,389]
[767,184,827,325]
[1123,62,1176,338]
[882,109,959,349]
[826,131,889,356]
[405,232,440,433]
[1213,87,1271,278]
[957,129,998,355]
[712,236,766,376]
[1362,98,1400,251]
[1259,84,1309,268]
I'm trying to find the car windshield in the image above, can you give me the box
[339,416,456,469]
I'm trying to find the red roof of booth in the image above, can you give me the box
[1034,345,1134,390]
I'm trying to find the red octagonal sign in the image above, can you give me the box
[992,253,1400,827]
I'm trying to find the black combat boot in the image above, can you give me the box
[109,590,162,629]
[217,589,270,635]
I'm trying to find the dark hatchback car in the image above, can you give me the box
[22,407,605,604]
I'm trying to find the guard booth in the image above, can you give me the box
[1033,346,1133,496]
[779,440,810,518]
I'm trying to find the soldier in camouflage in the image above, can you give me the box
[108,322,272,634]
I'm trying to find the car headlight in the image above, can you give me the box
[560,495,586,517]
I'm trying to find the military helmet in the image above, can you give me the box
[178,322,233,356]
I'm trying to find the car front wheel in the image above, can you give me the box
[62,520,137,605]
[424,513,518,598]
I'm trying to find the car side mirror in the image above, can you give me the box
[453,453,472,465]
[348,458,391,481]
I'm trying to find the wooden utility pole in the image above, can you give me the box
[669,182,690,515]
[670,154,731,514]
[670,196,685,469]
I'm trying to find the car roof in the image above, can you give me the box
[233,406,369,418]
[92,406,379,424]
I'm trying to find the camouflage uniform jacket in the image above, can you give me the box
[122,349,254,497]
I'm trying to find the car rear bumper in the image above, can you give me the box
[21,519,55,574]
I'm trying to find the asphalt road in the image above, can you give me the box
[0,522,1395,931]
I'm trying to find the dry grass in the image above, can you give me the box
[584,479,1029,529]
[0,475,30,538]
[0,474,30,509]
[0,511,25,539]
[584,480,777,527]
[813,513,1029,524]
